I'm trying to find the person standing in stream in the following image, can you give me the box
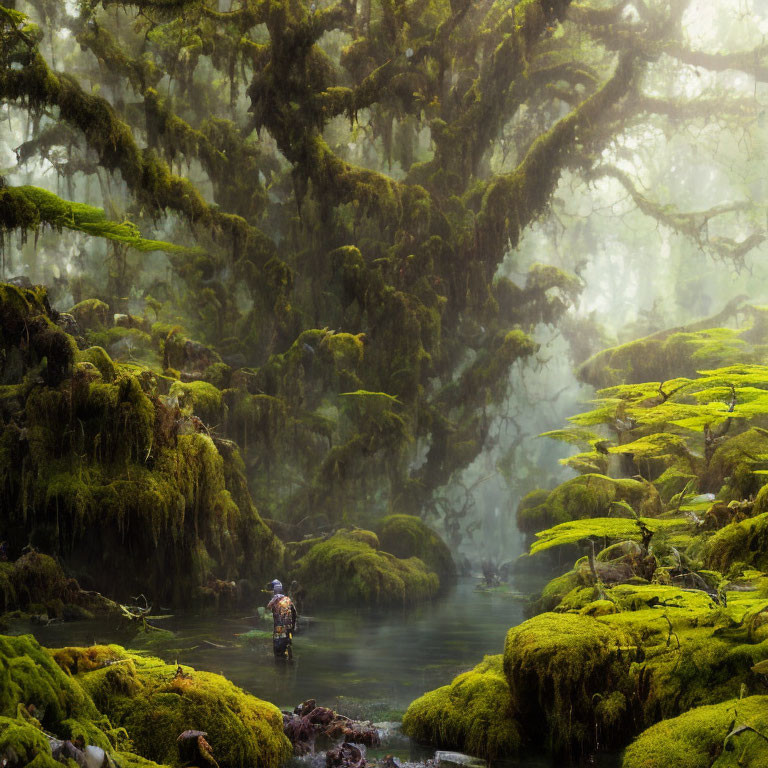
[266,579,297,660]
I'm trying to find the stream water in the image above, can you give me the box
[14,577,621,768]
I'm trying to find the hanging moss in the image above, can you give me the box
[402,655,520,761]
[375,514,454,578]
[503,612,637,753]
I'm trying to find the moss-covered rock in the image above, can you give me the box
[58,645,291,768]
[375,514,454,578]
[75,346,116,382]
[0,552,118,618]
[402,655,520,761]
[0,283,76,387]
[504,612,637,753]
[622,696,768,768]
[169,380,227,427]
[292,530,439,606]
[0,635,289,768]
[0,634,102,736]
[703,428,768,499]
[69,299,110,332]
[704,512,768,575]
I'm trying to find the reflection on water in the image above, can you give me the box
[19,577,620,768]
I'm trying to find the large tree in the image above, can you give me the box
[1,0,765,538]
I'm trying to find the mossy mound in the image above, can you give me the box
[58,645,291,768]
[504,612,637,753]
[0,635,289,768]
[0,551,118,618]
[0,284,282,606]
[704,512,768,575]
[375,514,455,577]
[169,380,227,427]
[0,634,125,768]
[0,634,102,736]
[402,655,520,761]
[69,299,110,332]
[622,696,768,768]
[291,530,439,606]
[703,428,768,499]
[75,346,116,382]
[517,474,661,535]
[0,283,76,387]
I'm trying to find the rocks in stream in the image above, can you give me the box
[283,699,380,761]
[326,743,365,768]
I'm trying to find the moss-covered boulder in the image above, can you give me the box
[375,514,454,578]
[516,474,661,535]
[402,655,520,761]
[292,530,439,606]
[704,512,768,575]
[75,346,117,382]
[0,635,289,768]
[0,634,105,741]
[169,380,227,427]
[622,696,768,768]
[56,645,291,768]
[504,612,637,753]
[0,551,118,618]
[703,428,768,499]
[69,299,110,332]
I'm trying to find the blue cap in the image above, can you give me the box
[269,579,283,593]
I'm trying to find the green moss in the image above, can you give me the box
[87,328,155,366]
[0,634,102,737]
[704,428,768,500]
[504,612,637,752]
[72,646,291,768]
[69,299,110,332]
[534,569,586,612]
[530,516,689,556]
[75,347,116,382]
[517,474,661,535]
[375,514,454,577]
[402,655,520,761]
[705,513,768,575]
[292,530,439,606]
[1,186,199,257]
[578,327,756,389]
[0,715,59,768]
[169,380,226,426]
[0,283,76,386]
[202,363,232,390]
[622,696,768,768]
